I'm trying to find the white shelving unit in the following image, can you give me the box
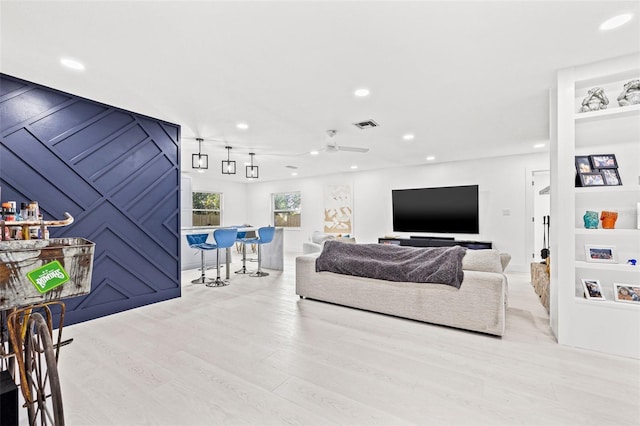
[550,53,640,359]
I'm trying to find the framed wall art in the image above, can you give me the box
[575,156,592,173]
[584,244,617,263]
[614,284,640,304]
[590,154,618,168]
[581,279,606,300]
[601,168,622,186]
[579,173,606,187]
[323,184,353,234]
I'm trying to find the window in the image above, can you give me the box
[192,192,221,226]
[272,191,301,228]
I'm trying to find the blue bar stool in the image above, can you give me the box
[245,226,275,277]
[207,228,238,287]
[186,234,217,284]
[234,229,250,275]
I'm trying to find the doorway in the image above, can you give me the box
[531,170,550,262]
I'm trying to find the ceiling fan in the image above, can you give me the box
[324,130,369,153]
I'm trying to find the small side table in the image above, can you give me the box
[531,262,550,312]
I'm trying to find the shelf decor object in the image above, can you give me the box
[600,211,618,229]
[192,138,208,171]
[221,146,236,175]
[614,283,640,304]
[580,87,609,112]
[617,80,640,106]
[581,279,606,300]
[583,211,599,229]
[575,154,622,187]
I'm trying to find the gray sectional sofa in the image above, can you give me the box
[295,249,510,336]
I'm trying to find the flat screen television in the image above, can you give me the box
[392,185,479,234]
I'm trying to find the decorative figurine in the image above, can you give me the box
[600,210,618,229]
[627,259,637,266]
[580,87,609,112]
[617,80,640,106]
[583,211,599,229]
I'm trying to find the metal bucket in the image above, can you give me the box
[0,238,95,310]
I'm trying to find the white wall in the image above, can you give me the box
[245,152,549,271]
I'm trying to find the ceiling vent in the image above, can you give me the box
[353,119,379,129]
[285,165,298,169]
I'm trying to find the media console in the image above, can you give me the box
[378,237,492,250]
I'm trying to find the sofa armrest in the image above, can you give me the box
[296,254,320,295]
[302,242,321,254]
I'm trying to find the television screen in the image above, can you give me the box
[392,185,479,234]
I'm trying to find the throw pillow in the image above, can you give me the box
[311,231,334,245]
[462,249,504,273]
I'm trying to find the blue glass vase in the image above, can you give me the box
[583,211,599,229]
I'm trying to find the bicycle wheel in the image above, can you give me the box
[24,312,64,426]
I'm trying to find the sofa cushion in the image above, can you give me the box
[462,249,504,273]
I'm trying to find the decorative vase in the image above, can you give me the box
[583,211,599,229]
[617,80,640,106]
[580,87,609,112]
[600,211,618,229]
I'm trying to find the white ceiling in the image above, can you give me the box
[2,1,639,182]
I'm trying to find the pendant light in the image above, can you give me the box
[246,152,259,179]
[192,138,208,171]
[222,146,236,174]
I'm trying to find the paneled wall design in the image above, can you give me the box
[0,74,180,325]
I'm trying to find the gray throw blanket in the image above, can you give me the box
[315,241,466,288]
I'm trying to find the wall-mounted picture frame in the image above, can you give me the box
[584,244,617,263]
[613,283,640,304]
[579,172,605,187]
[601,168,622,186]
[575,156,592,173]
[581,279,606,300]
[590,154,618,169]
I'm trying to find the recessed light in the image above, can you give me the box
[60,57,85,71]
[291,172,298,176]
[350,165,358,169]
[236,122,249,130]
[310,150,319,156]
[534,143,546,149]
[403,133,415,141]
[600,13,633,31]
[354,88,370,97]
[426,156,436,161]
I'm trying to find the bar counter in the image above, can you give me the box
[180,226,283,272]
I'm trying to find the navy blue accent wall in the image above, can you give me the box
[0,74,181,325]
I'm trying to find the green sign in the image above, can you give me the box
[27,261,70,294]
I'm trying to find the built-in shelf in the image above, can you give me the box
[574,297,640,310]
[575,185,640,194]
[553,53,640,359]
[574,261,640,272]
[573,103,640,121]
[575,228,640,236]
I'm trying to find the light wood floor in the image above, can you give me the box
[47,254,639,425]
